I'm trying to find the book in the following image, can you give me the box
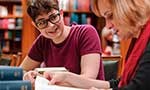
[70,13,79,24]
[0,58,11,66]
[58,0,69,11]
[0,80,31,90]
[0,5,8,17]
[35,67,68,74]
[77,0,90,11]
[13,5,22,16]
[0,66,23,80]
[35,76,84,90]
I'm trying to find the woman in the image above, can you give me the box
[43,0,150,89]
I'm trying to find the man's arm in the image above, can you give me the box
[80,53,100,79]
[20,56,41,71]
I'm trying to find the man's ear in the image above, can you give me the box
[31,21,42,31]
[32,21,40,30]
[32,21,36,27]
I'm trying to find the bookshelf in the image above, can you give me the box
[60,0,92,25]
[0,0,22,54]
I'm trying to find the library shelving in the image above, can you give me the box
[0,0,22,54]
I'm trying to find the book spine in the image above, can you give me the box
[0,80,31,90]
[0,66,23,80]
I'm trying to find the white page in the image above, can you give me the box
[35,76,85,90]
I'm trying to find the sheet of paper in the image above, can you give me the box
[35,76,85,90]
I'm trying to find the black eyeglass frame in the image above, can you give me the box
[35,12,61,29]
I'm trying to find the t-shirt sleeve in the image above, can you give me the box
[28,35,44,62]
[78,25,102,55]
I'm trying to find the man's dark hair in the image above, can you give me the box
[27,0,59,21]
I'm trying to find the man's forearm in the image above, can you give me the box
[65,72,110,89]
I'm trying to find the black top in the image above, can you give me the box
[109,40,150,90]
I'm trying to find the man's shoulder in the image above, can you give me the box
[71,24,96,32]
[72,24,94,28]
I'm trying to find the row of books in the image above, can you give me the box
[0,0,21,2]
[59,0,90,11]
[0,30,21,40]
[0,54,11,66]
[0,18,22,29]
[64,13,92,25]
[0,5,22,17]
[1,41,21,54]
[0,30,21,54]
[0,66,31,90]
[0,41,21,54]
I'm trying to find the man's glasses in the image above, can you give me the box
[36,12,60,29]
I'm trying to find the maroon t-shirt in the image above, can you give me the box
[28,25,104,80]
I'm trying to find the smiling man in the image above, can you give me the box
[20,0,104,86]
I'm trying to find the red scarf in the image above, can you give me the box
[119,20,150,87]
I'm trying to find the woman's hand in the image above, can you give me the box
[43,71,69,85]
[23,70,40,86]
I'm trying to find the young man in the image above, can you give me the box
[20,0,104,86]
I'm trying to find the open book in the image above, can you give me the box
[35,76,85,90]
[35,67,68,74]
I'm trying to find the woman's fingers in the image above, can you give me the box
[23,71,39,86]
